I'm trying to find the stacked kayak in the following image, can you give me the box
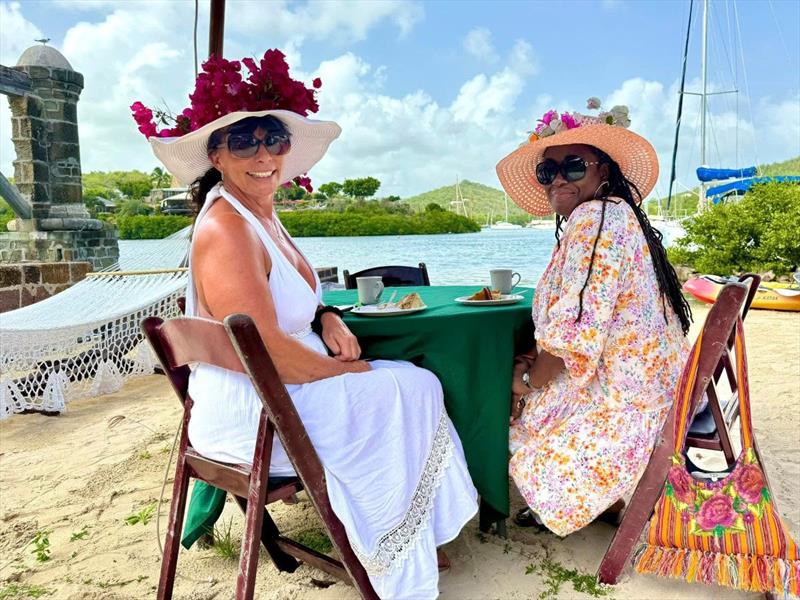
[683,275,800,312]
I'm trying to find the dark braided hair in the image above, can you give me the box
[553,146,692,335]
[189,115,291,214]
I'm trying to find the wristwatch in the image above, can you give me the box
[521,369,535,391]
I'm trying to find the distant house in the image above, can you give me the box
[96,197,117,213]
[149,187,189,205]
[160,193,193,216]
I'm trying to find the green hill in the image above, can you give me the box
[404,180,532,225]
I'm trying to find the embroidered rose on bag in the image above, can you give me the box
[733,464,765,504]
[695,493,737,531]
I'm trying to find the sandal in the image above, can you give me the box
[513,508,551,533]
[437,549,451,573]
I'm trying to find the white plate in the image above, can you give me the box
[454,294,525,306]
[351,304,428,317]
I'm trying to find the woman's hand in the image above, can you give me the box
[320,312,362,361]
[510,356,534,423]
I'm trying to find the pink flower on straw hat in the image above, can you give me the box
[586,96,602,110]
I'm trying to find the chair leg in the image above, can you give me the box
[235,497,299,573]
[157,456,191,600]
[597,434,674,585]
[706,386,736,464]
[236,492,268,600]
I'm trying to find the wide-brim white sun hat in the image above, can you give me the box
[496,118,659,216]
[149,109,341,186]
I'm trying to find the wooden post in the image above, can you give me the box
[209,0,225,58]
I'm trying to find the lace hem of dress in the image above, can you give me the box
[351,410,455,577]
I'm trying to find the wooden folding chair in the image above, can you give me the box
[597,281,758,586]
[342,262,431,289]
[686,273,761,464]
[142,314,378,600]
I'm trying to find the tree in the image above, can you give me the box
[385,195,401,202]
[274,182,307,201]
[342,177,381,199]
[150,167,172,189]
[668,182,800,276]
[318,181,343,198]
[425,202,444,212]
[116,198,154,217]
[112,171,152,199]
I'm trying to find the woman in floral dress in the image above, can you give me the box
[495,100,692,536]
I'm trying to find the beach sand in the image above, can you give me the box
[1,305,798,599]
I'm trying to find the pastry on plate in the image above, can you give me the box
[468,287,502,301]
[396,292,425,309]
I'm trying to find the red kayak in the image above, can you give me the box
[683,276,800,312]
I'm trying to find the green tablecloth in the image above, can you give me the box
[181,285,534,547]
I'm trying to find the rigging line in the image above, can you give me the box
[668,0,695,211]
[767,0,796,73]
[711,0,736,82]
[725,0,739,167]
[193,0,199,77]
[732,0,760,170]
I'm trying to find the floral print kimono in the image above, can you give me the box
[509,198,689,536]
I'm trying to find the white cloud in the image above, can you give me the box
[227,0,423,44]
[463,27,498,63]
[0,1,44,66]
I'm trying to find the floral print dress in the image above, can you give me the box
[509,198,689,536]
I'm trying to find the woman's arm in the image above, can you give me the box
[193,211,370,383]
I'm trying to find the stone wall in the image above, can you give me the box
[0,226,118,267]
[0,260,91,313]
[8,65,84,208]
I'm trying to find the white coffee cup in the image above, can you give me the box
[356,276,384,305]
[490,269,521,294]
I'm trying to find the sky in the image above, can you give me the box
[1,0,798,200]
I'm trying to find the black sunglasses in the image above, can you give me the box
[536,155,600,185]
[220,132,291,158]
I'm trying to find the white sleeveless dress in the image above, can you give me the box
[186,184,478,599]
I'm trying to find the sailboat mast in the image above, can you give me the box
[699,0,709,211]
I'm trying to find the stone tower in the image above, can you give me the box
[1,44,118,269]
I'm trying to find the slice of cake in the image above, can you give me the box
[468,287,502,301]
[396,292,425,309]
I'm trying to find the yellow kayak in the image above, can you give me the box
[683,276,800,312]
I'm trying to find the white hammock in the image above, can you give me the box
[0,232,190,419]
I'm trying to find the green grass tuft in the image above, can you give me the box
[291,528,333,554]
[124,503,156,526]
[0,583,54,598]
[526,557,611,599]
[211,519,238,560]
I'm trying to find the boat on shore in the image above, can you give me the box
[683,275,800,312]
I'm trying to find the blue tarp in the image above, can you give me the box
[696,166,757,182]
[708,176,800,203]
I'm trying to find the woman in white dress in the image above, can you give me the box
[140,52,477,599]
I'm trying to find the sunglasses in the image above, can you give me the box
[220,132,291,158]
[535,155,600,185]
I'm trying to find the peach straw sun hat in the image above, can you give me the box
[495,98,659,216]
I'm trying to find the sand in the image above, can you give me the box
[1,305,798,600]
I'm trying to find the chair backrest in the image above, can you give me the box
[342,262,430,290]
[678,281,749,445]
[141,314,349,549]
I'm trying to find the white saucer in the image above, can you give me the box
[351,304,428,317]
[454,294,525,306]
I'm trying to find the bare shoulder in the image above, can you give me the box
[193,202,262,257]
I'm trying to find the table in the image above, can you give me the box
[181,285,534,547]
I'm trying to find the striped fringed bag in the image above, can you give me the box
[634,319,800,596]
